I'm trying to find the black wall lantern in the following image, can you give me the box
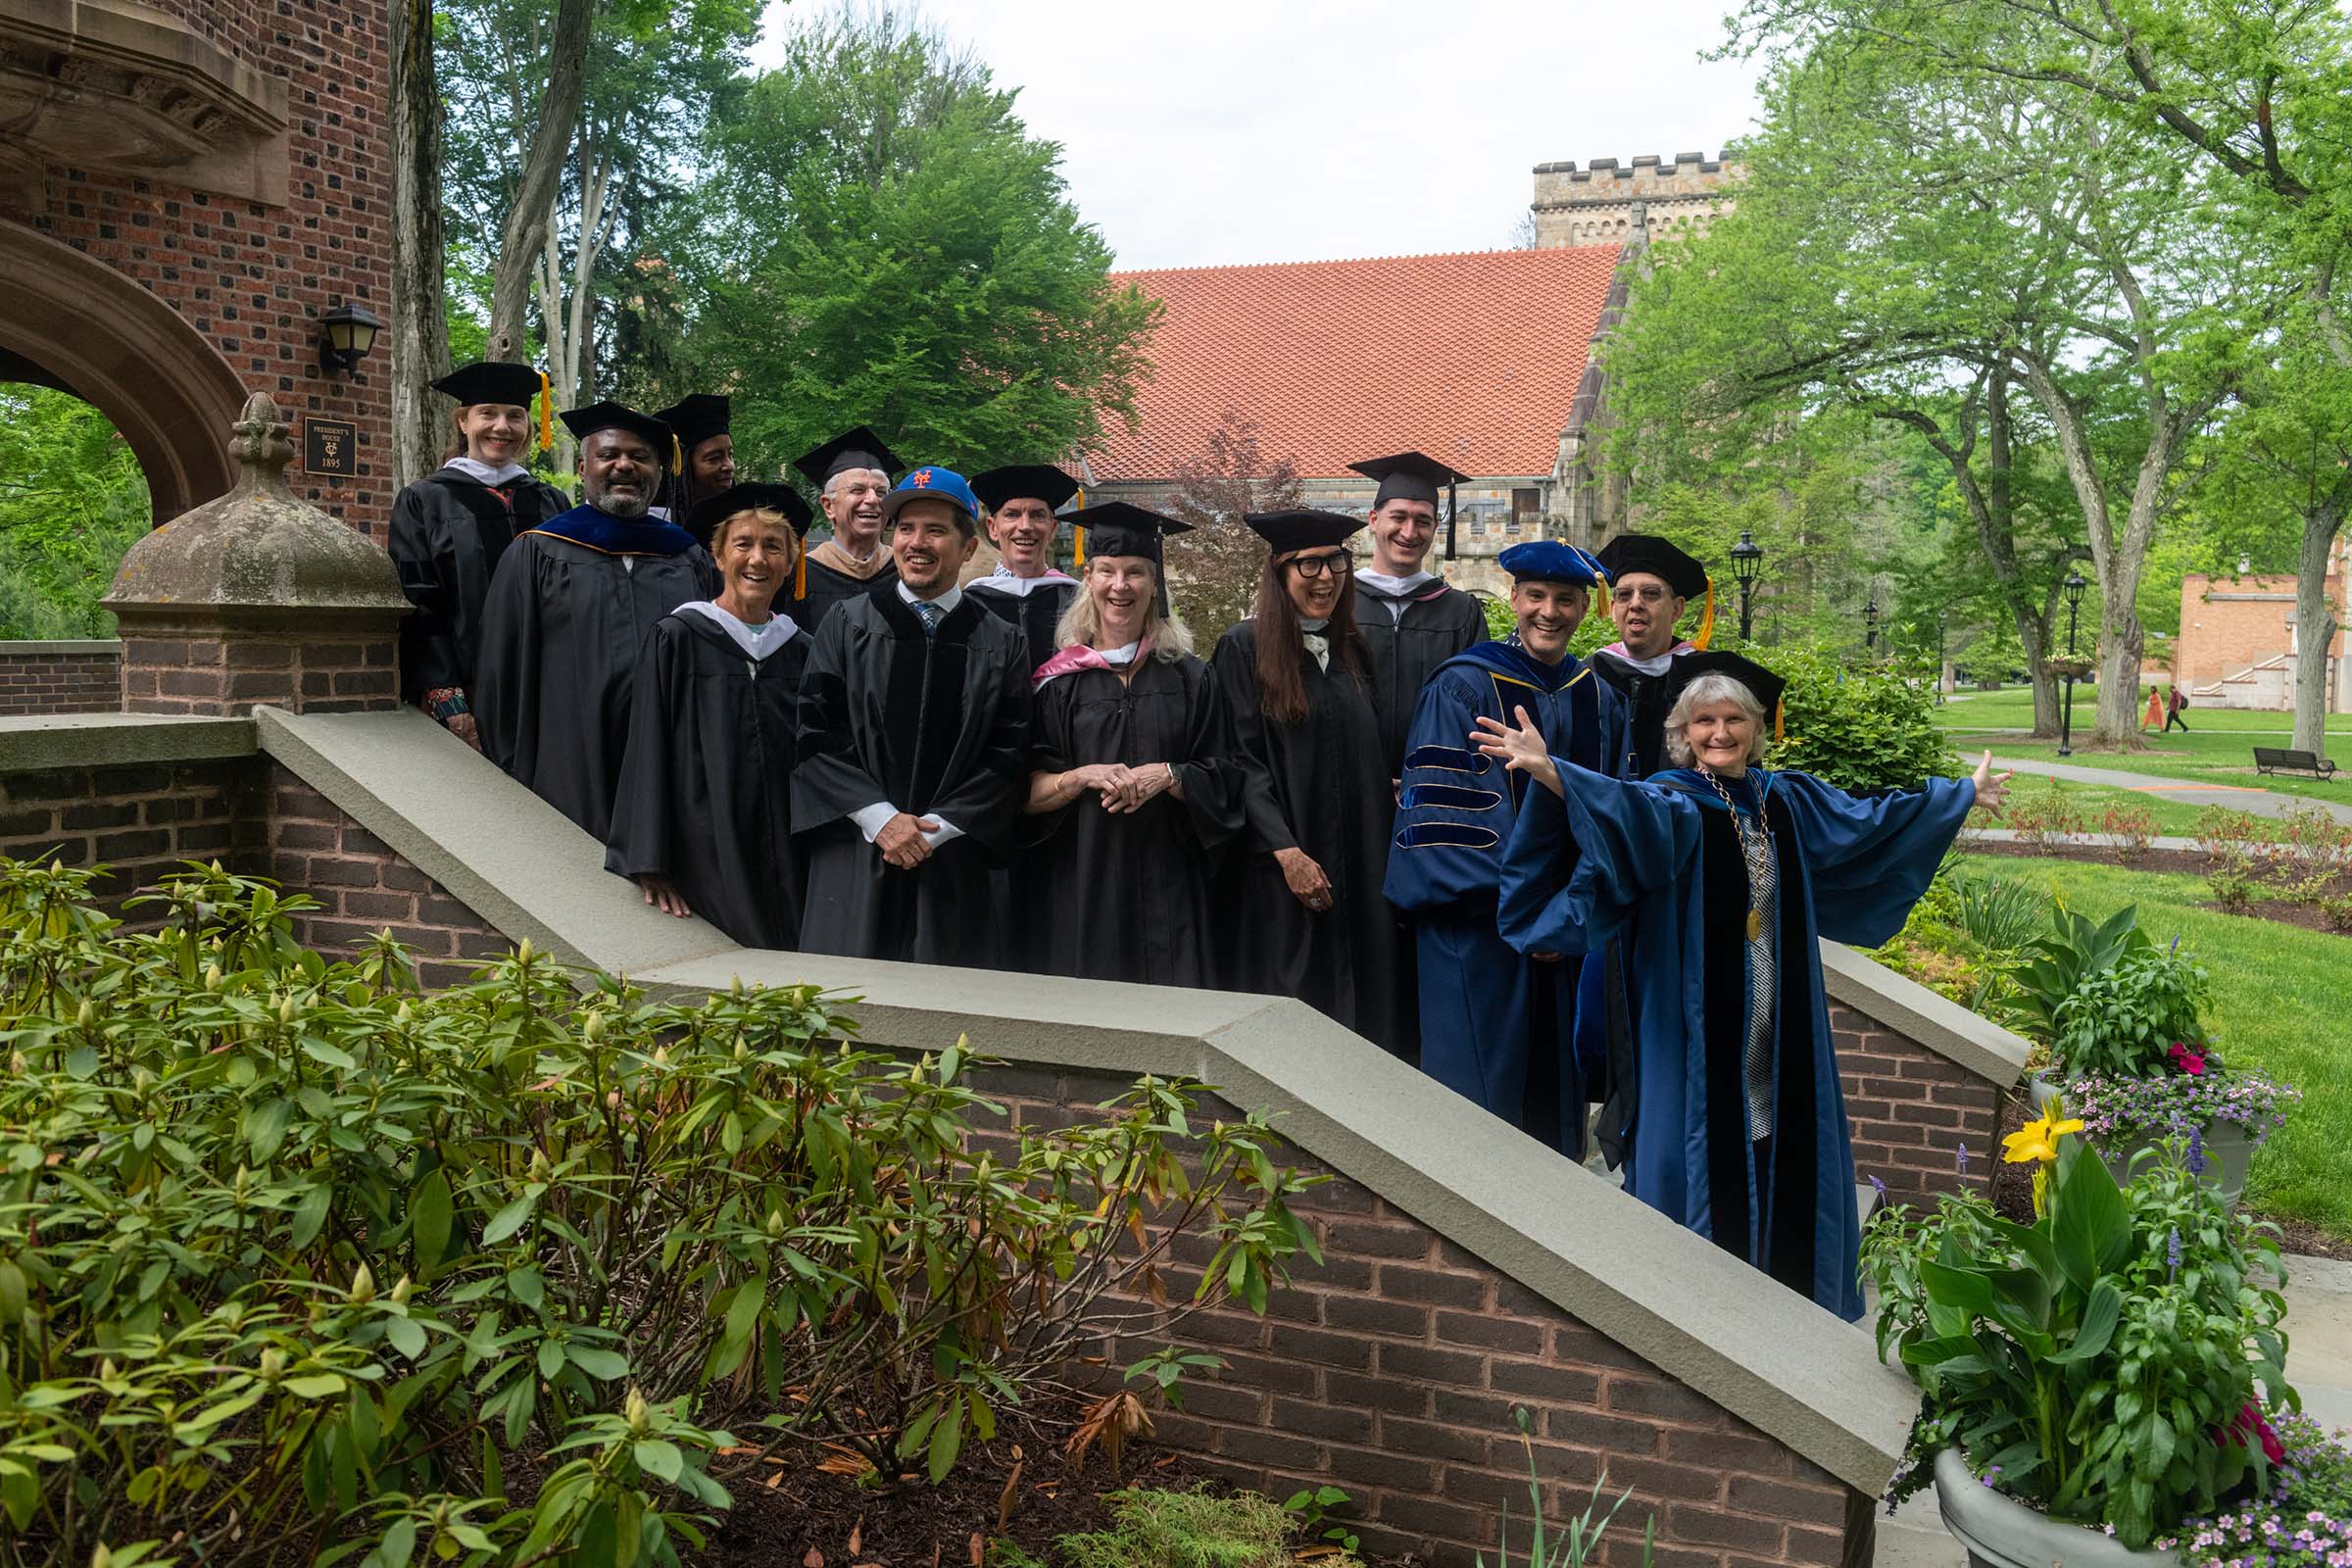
[317,302,384,376]
[1729,529,1765,641]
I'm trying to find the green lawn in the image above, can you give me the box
[1938,690,2352,806]
[1952,853,2352,1242]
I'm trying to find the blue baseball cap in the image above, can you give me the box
[1499,540,1609,587]
[882,465,980,524]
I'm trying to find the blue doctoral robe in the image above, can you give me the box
[1383,643,1625,1155]
[1496,761,1975,1319]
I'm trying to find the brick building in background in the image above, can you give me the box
[0,0,392,537]
[2174,539,2351,712]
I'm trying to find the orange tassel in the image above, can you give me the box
[1692,576,1717,650]
[670,434,682,475]
[795,538,807,602]
[1074,527,1085,568]
[1775,700,1785,744]
[538,372,554,451]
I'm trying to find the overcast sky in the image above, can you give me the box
[751,1,1767,271]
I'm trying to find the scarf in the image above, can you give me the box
[1033,636,1148,691]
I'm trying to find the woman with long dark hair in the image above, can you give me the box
[1208,510,1410,1054]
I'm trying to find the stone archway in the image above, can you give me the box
[0,219,244,524]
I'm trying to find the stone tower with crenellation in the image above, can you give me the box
[1531,152,1741,248]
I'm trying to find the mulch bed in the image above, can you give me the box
[689,1429,1426,1567]
[1962,840,2351,939]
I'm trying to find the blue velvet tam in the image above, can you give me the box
[1498,540,1609,587]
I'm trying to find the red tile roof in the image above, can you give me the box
[1090,245,1623,483]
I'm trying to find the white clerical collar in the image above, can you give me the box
[1355,567,1437,597]
[898,580,963,617]
[675,600,799,661]
[444,456,531,486]
[981,564,1076,597]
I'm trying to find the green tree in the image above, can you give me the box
[690,10,1160,483]
[0,387,148,638]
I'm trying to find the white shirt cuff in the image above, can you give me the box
[850,802,899,843]
[922,817,962,848]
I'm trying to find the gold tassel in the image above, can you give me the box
[538,372,554,451]
[794,536,807,602]
[670,434,683,475]
[1074,527,1086,567]
[1775,700,1785,743]
[1692,576,1717,650]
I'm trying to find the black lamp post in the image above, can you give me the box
[2057,567,2087,758]
[1730,529,1765,641]
[1863,592,1882,653]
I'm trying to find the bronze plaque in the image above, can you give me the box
[304,417,358,476]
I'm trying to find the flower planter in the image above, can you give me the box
[1933,1447,2180,1568]
[2029,1074,2253,1207]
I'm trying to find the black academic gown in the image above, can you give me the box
[1210,620,1412,1055]
[473,507,719,841]
[1588,648,1694,779]
[793,552,899,633]
[605,610,809,951]
[1353,576,1488,775]
[387,467,571,706]
[966,576,1078,677]
[1025,652,1246,988]
[791,589,1031,966]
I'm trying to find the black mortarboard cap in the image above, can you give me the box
[653,394,730,452]
[970,464,1080,513]
[1063,501,1189,566]
[560,401,673,461]
[1662,651,1787,718]
[431,361,545,409]
[1246,509,1364,555]
[689,482,812,541]
[793,425,905,487]
[1594,533,1710,600]
[1349,451,1470,510]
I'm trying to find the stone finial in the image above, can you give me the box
[105,390,410,716]
[107,392,408,618]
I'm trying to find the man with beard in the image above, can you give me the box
[1590,534,1715,778]
[1386,541,1624,1156]
[474,402,717,839]
[965,463,1080,675]
[793,466,1032,966]
[1348,451,1489,777]
[790,424,903,629]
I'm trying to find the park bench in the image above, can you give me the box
[2253,746,2338,780]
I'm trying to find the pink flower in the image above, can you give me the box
[2219,1401,2288,1464]
[2171,1042,2209,1076]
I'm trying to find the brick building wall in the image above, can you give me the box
[0,0,395,539]
[1833,1004,2006,1208]
[2176,562,2349,710]
[0,756,262,907]
[0,643,123,716]
[971,1064,1873,1568]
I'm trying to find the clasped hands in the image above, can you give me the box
[1054,761,1175,815]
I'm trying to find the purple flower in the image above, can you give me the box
[1871,1174,1888,1200]
[2169,1227,2183,1274]
[1957,1142,1972,1175]
[2190,1124,2208,1176]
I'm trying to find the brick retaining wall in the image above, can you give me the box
[0,643,123,717]
[970,1063,1874,1568]
[0,756,260,906]
[1832,1004,2008,1208]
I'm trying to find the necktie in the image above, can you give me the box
[913,600,943,638]
[1300,630,1330,673]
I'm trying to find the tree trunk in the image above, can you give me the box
[2293,502,2343,755]
[387,0,450,493]
[484,0,592,362]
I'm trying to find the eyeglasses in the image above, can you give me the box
[1610,583,1674,606]
[1285,552,1352,579]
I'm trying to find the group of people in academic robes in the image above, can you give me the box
[386,360,2016,1323]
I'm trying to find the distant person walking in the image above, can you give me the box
[2143,687,2164,731]
[2166,685,2190,732]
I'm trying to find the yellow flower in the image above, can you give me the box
[2003,1102,2085,1166]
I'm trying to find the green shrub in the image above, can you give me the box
[0,859,1317,1566]
[2051,945,2211,1079]
[1759,642,1956,793]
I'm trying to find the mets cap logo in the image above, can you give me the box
[910,468,934,488]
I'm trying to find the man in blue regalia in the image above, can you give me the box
[474,401,718,840]
[1480,652,2009,1319]
[1383,540,1625,1156]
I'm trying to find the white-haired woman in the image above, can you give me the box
[1475,652,2008,1321]
[1020,504,1244,986]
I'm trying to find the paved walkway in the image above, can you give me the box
[1992,755,2352,825]
[1877,1252,2352,1567]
